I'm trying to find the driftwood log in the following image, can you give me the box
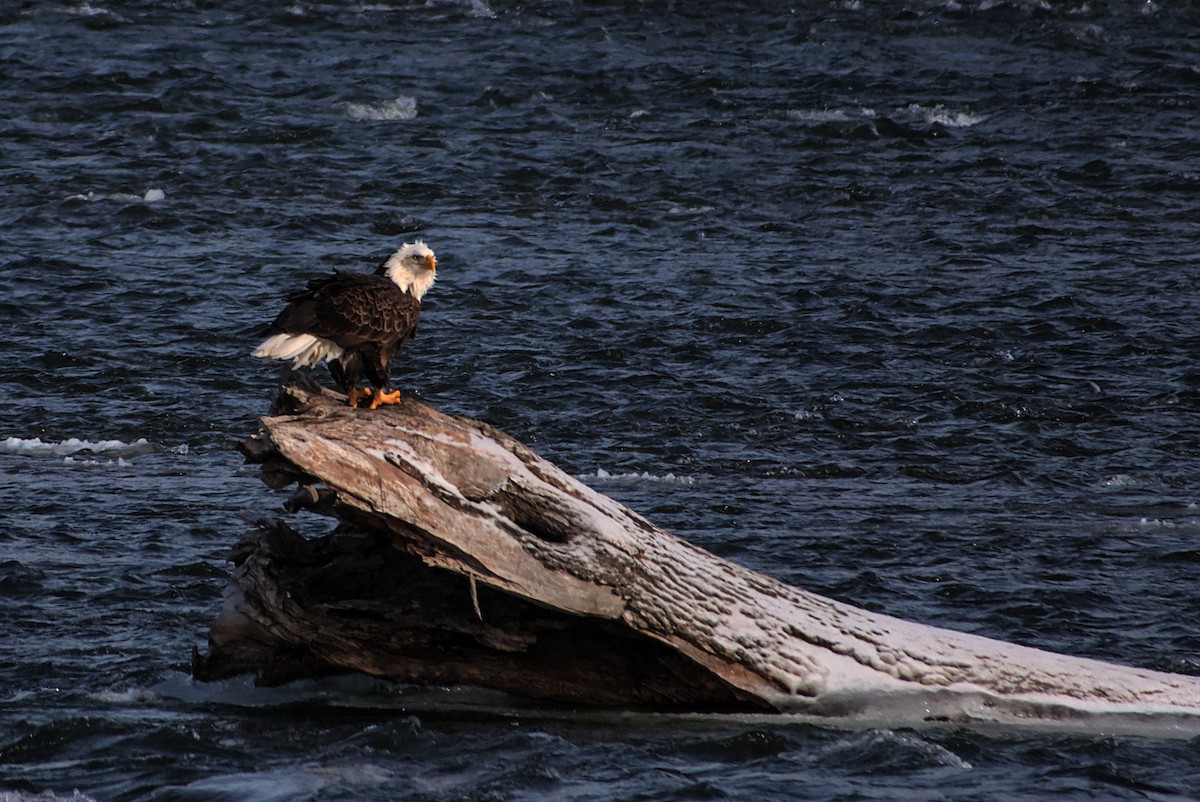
[196,385,1200,731]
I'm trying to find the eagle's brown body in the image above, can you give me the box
[267,271,420,399]
[254,240,436,408]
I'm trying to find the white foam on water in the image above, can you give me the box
[62,4,111,16]
[341,96,417,121]
[67,188,165,203]
[667,204,716,217]
[1,437,184,464]
[87,687,159,704]
[786,107,876,125]
[788,104,981,129]
[2,436,151,457]
[894,103,984,128]
[61,456,130,467]
[580,468,696,485]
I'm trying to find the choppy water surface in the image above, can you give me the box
[4,1,1200,799]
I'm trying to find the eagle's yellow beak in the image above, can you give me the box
[424,254,437,273]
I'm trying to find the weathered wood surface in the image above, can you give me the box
[196,385,1200,728]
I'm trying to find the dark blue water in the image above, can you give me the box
[4,1,1200,798]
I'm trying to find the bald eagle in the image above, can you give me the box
[253,241,437,409]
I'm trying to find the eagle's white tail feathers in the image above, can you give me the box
[253,333,344,369]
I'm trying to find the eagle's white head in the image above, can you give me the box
[382,240,437,300]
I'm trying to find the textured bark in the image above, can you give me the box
[196,384,1200,727]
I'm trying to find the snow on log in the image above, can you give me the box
[196,385,1200,731]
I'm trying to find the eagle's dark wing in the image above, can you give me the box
[270,272,420,351]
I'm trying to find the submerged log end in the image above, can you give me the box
[193,518,770,711]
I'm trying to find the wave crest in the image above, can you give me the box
[1,436,186,459]
[341,96,417,122]
[580,468,696,485]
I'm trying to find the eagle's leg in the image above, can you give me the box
[346,386,370,407]
[367,388,402,410]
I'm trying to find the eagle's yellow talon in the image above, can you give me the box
[367,389,402,410]
[346,386,371,407]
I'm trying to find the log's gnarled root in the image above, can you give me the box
[192,517,764,709]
